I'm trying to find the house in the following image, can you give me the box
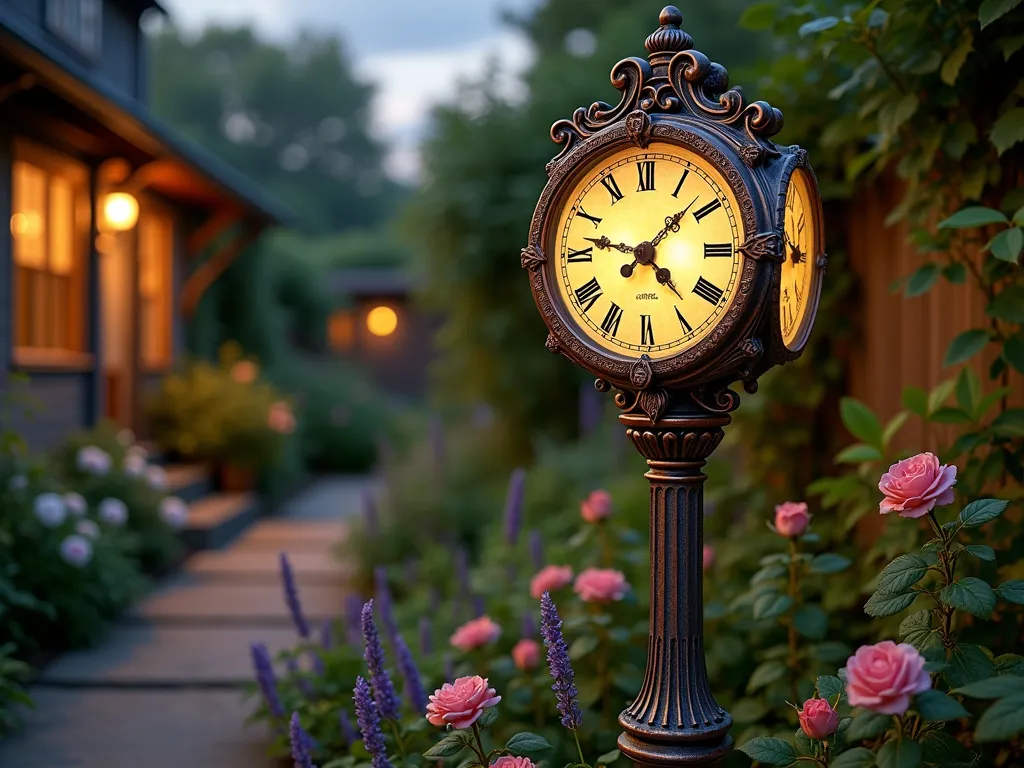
[326,267,437,399]
[0,0,289,449]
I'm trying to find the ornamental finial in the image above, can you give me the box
[645,6,694,56]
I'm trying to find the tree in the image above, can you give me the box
[150,26,401,234]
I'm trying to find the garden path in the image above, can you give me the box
[0,475,372,768]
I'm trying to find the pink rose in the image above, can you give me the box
[798,698,839,739]
[574,567,629,603]
[491,758,536,768]
[878,452,957,519]
[450,616,501,651]
[775,501,811,537]
[426,675,501,729]
[530,565,573,599]
[703,544,715,571]
[511,639,541,671]
[845,641,931,715]
[581,489,613,523]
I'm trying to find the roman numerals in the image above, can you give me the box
[576,207,603,228]
[675,306,692,334]
[567,246,593,263]
[574,277,603,312]
[693,198,722,223]
[704,243,732,258]
[600,303,623,337]
[600,174,624,204]
[693,276,725,305]
[636,161,655,192]
[671,169,689,198]
[640,315,655,346]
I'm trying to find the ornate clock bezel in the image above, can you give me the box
[768,149,826,362]
[525,116,772,393]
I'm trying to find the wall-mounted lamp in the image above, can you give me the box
[99,192,139,232]
[366,305,399,337]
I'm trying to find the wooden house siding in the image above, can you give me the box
[845,175,1024,451]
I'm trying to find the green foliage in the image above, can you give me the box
[0,643,31,736]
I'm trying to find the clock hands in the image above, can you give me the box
[656,268,684,300]
[651,196,700,247]
[585,236,635,255]
[786,235,805,264]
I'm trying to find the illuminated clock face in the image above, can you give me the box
[553,142,743,361]
[780,167,821,351]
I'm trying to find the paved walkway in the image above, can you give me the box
[0,475,370,768]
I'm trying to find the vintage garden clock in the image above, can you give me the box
[521,7,825,766]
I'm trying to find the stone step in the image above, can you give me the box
[164,463,213,503]
[185,548,350,584]
[181,493,258,551]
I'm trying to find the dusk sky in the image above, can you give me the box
[161,0,543,182]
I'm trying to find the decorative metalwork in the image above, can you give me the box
[629,354,655,390]
[739,144,767,168]
[739,232,783,263]
[637,388,668,422]
[625,110,653,148]
[520,244,546,272]
[544,333,560,354]
[818,253,830,270]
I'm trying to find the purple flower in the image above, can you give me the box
[250,642,284,718]
[362,491,379,536]
[419,616,432,657]
[289,712,316,768]
[394,632,428,714]
[354,676,393,768]
[339,709,355,748]
[319,620,333,651]
[279,553,310,639]
[503,468,526,546]
[361,600,401,721]
[472,595,486,618]
[529,528,544,571]
[540,591,582,730]
[345,595,364,647]
[374,567,399,640]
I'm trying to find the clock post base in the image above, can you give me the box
[618,731,732,766]
[617,396,734,767]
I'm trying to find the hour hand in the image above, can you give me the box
[786,236,805,264]
[651,196,699,247]
[585,236,634,255]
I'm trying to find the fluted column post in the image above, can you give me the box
[617,397,732,766]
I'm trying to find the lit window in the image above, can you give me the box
[11,139,89,357]
[45,0,102,58]
[329,309,356,351]
[139,204,174,369]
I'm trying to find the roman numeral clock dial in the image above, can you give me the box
[780,166,823,351]
[554,144,743,360]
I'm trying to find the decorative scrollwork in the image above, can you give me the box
[629,354,655,390]
[690,387,740,414]
[789,146,809,166]
[520,244,546,272]
[638,389,668,422]
[739,145,766,168]
[594,378,611,393]
[546,9,783,168]
[817,253,829,270]
[614,389,637,411]
[625,110,652,148]
[739,232,783,263]
[545,333,560,354]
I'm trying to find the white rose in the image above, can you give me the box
[63,492,88,517]
[34,493,66,528]
[98,497,128,527]
[60,535,93,567]
[159,496,189,530]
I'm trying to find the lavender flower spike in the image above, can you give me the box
[279,552,310,638]
[354,675,393,768]
[394,632,428,715]
[289,712,316,768]
[339,709,356,748]
[250,642,284,718]
[319,620,333,651]
[361,599,401,721]
[540,591,583,730]
[503,467,527,546]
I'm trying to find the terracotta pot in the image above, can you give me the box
[218,462,255,492]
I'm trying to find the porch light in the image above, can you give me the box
[366,305,398,337]
[100,192,139,232]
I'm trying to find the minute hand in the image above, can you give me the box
[584,236,634,255]
[651,196,700,247]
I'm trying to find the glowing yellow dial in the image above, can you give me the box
[780,168,820,351]
[554,143,743,360]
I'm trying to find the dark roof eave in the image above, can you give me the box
[0,12,293,227]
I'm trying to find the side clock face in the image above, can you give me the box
[553,142,743,361]
[780,167,822,351]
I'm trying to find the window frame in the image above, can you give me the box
[137,198,175,372]
[10,138,93,371]
[44,0,103,60]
